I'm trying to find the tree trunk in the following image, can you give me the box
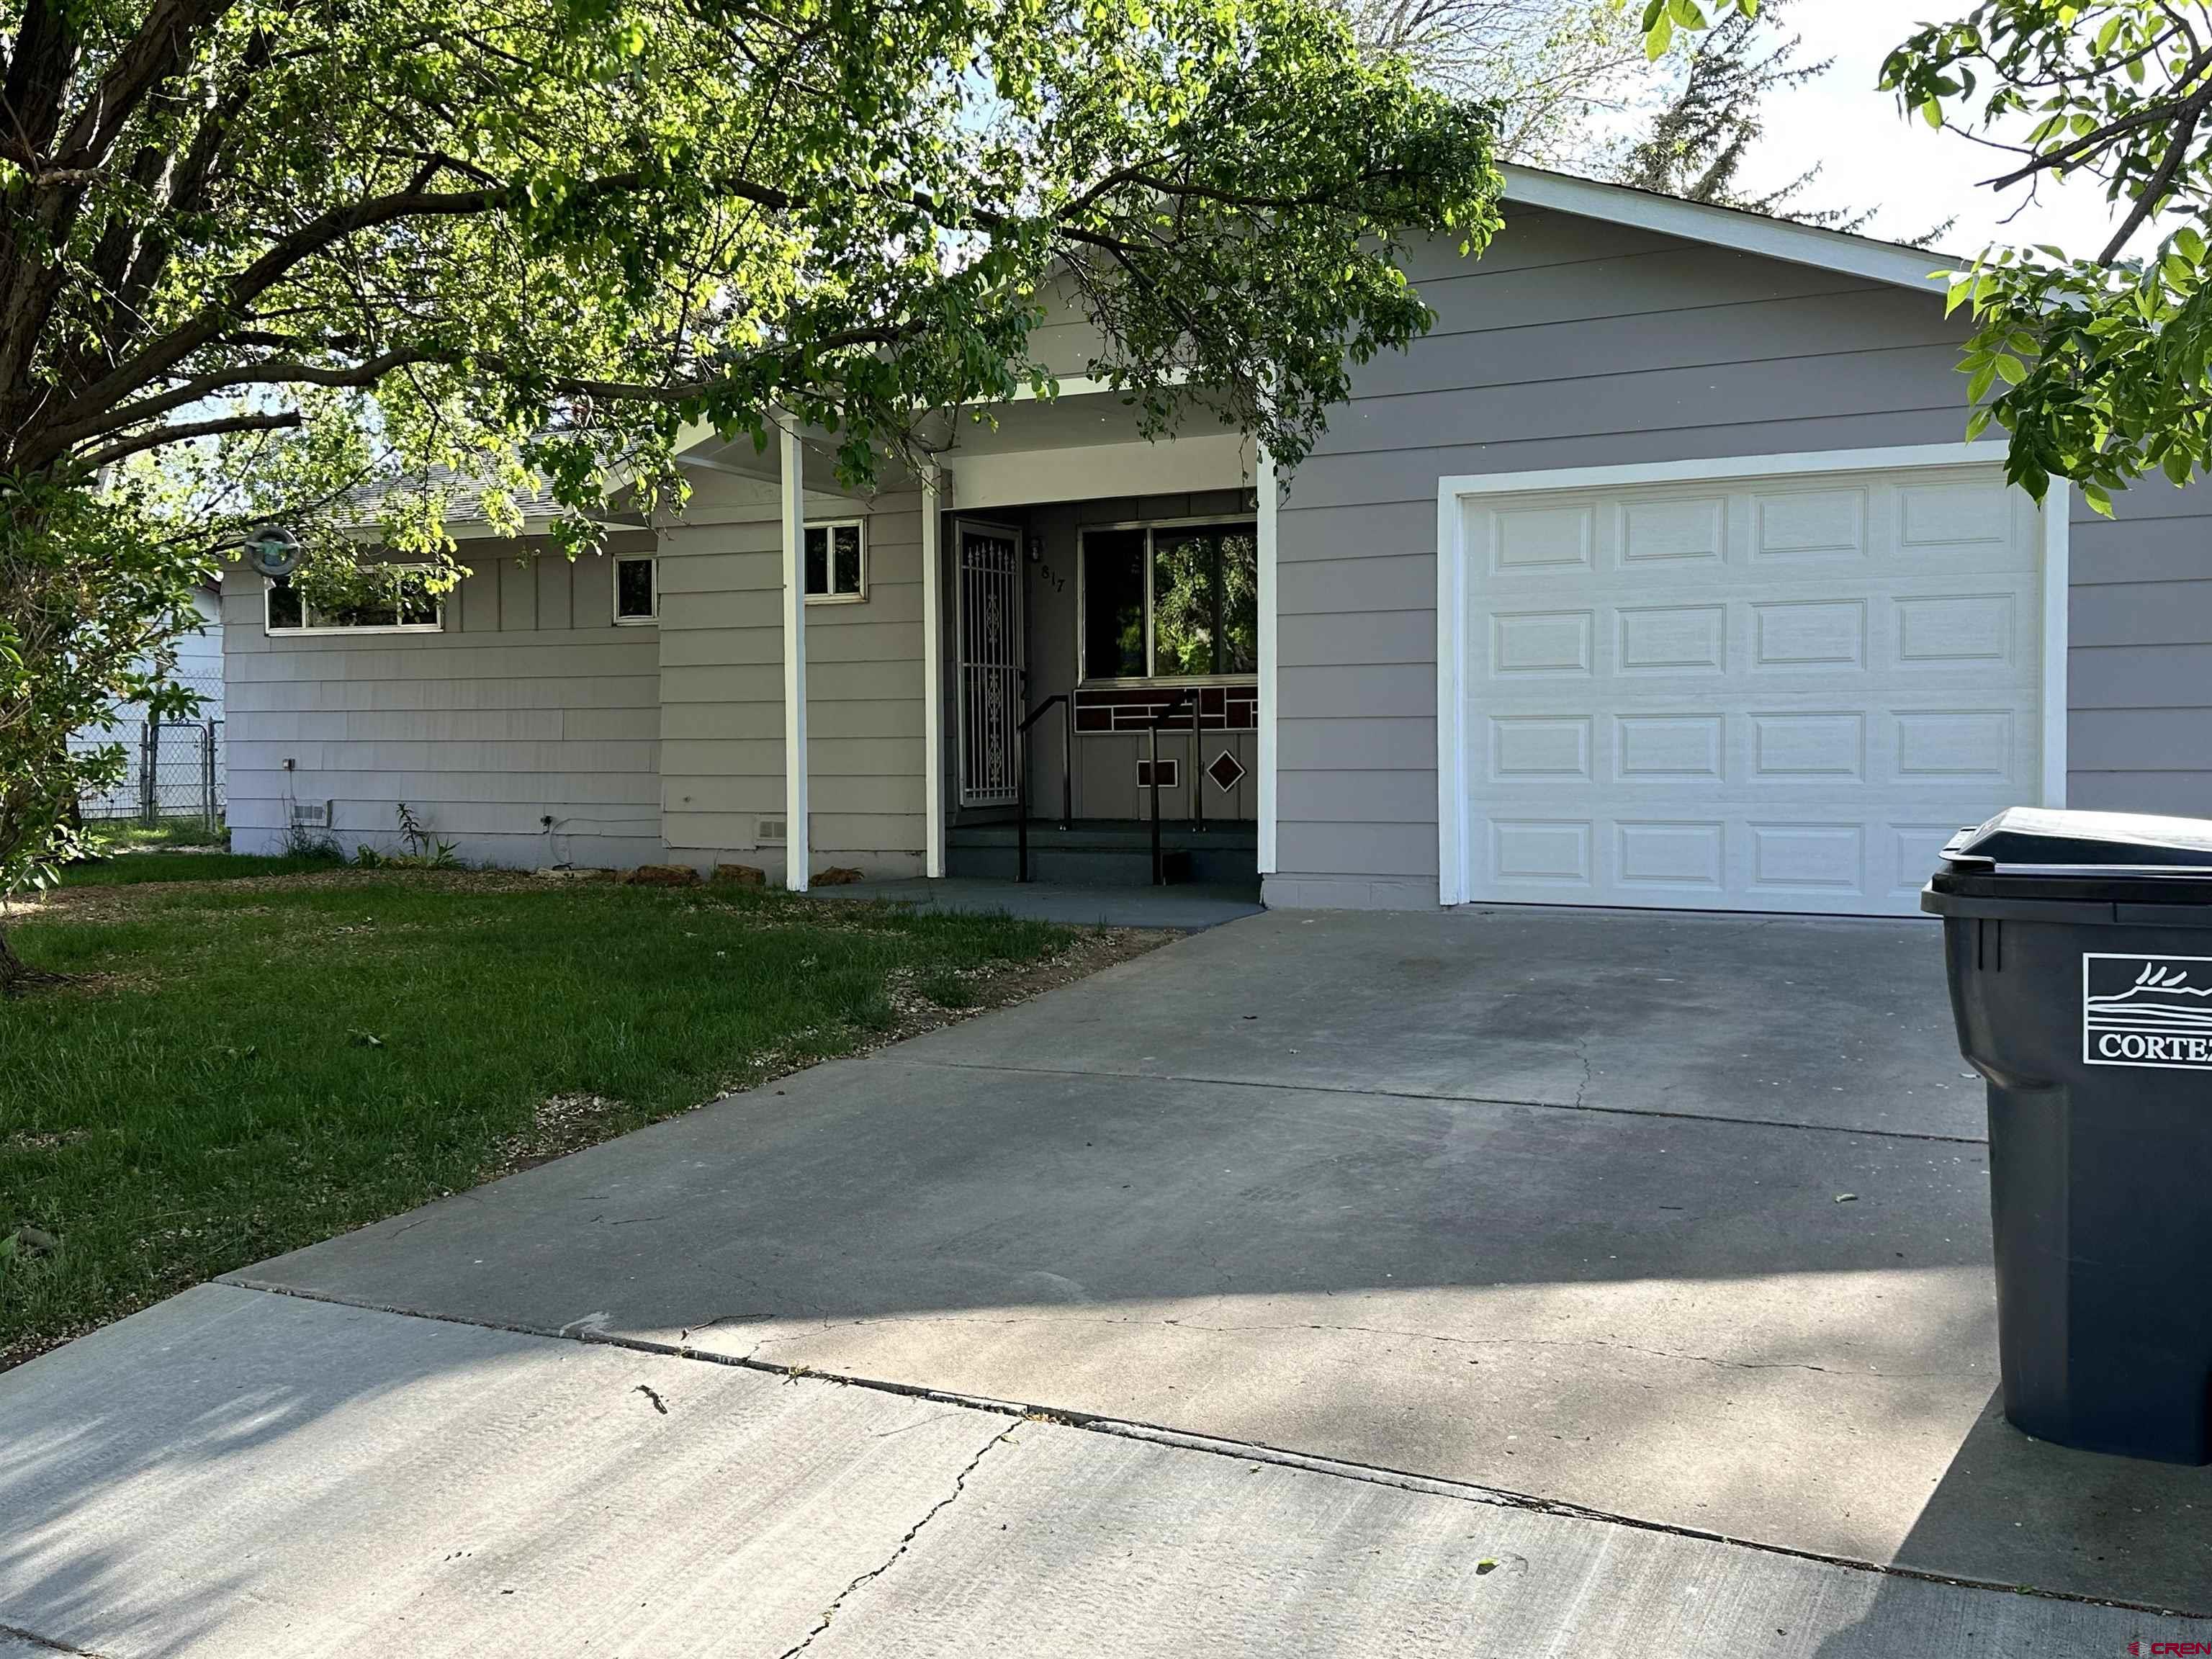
[0,921,55,997]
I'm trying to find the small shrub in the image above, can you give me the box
[279,823,344,862]
[359,803,462,871]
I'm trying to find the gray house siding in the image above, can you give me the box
[224,530,663,868]
[2069,479,2212,816]
[1271,207,2212,909]
[658,488,927,881]
[1270,208,2041,909]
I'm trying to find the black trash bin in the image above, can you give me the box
[1925,806,2212,1464]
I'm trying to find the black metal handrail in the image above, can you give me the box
[1015,694,1074,884]
[1143,691,1197,886]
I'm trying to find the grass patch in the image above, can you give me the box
[912,966,981,1009]
[81,819,231,853]
[0,872,1084,1367]
[57,850,349,886]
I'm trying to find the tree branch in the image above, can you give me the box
[74,408,302,470]
[2101,92,2211,263]
[48,0,243,173]
[47,177,542,426]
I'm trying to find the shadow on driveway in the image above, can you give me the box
[20,907,2212,1622]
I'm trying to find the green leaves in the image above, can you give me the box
[1640,0,1756,59]
[0,0,1504,904]
[1664,0,2212,505]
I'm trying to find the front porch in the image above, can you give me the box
[659,384,1274,891]
[935,402,1269,889]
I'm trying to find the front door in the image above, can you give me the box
[956,519,1023,808]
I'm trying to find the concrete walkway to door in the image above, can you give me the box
[5,907,2208,1654]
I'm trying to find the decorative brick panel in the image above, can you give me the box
[1074,682,1258,734]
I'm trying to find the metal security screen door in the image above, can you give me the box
[957,520,1023,808]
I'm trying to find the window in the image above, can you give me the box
[804,521,866,602]
[1082,529,1147,680]
[1151,526,1258,678]
[1079,521,1257,682]
[613,554,657,623]
[264,568,442,634]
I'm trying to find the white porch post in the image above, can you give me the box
[780,423,809,891]
[921,463,947,878]
[1256,444,1279,878]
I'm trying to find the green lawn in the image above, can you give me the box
[59,848,348,886]
[60,823,340,886]
[0,865,1084,1368]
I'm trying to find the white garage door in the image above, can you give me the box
[1452,459,2051,917]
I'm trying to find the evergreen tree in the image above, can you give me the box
[1616,0,1869,225]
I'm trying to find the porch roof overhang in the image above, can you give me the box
[663,381,1255,516]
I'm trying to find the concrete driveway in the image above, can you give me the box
[6,907,2209,1655]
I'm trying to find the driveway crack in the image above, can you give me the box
[744,1311,1969,1380]
[775,1426,1015,1657]
[0,1619,112,1658]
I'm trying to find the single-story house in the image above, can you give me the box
[76,580,226,820]
[221,164,2208,917]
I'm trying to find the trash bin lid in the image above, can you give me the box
[1940,807,2212,877]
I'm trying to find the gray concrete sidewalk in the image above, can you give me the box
[2,1284,2197,1658]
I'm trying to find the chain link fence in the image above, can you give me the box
[72,669,226,826]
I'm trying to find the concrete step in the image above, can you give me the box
[948,823,1256,886]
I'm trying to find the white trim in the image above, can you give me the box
[1434,441,2068,911]
[1437,443,2013,501]
[611,552,657,624]
[1498,163,1953,296]
[780,424,809,893]
[996,374,1156,403]
[1434,482,1467,907]
[675,446,771,480]
[1256,446,1279,877]
[922,465,946,879]
[2041,481,2071,809]
[802,518,868,603]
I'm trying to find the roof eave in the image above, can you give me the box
[1498,163,1952,297]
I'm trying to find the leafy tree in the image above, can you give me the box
[1644,0,2212,510]
[1341,0,1648,165]
[0,0,1501,988]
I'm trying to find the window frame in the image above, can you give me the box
[264,566,445,637]
[611,552,659,625]
[1076,517,1259,686]
[803,518,868,605]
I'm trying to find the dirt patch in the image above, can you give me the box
[870,924,1167,1048]
[7,867,548,922]
[489,1091,629,1176]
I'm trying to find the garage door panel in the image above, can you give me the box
[1458,463,2046,917]
[1617,714,1726,781]
[1752,487,1870,560]
[1618,496,1726,566]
